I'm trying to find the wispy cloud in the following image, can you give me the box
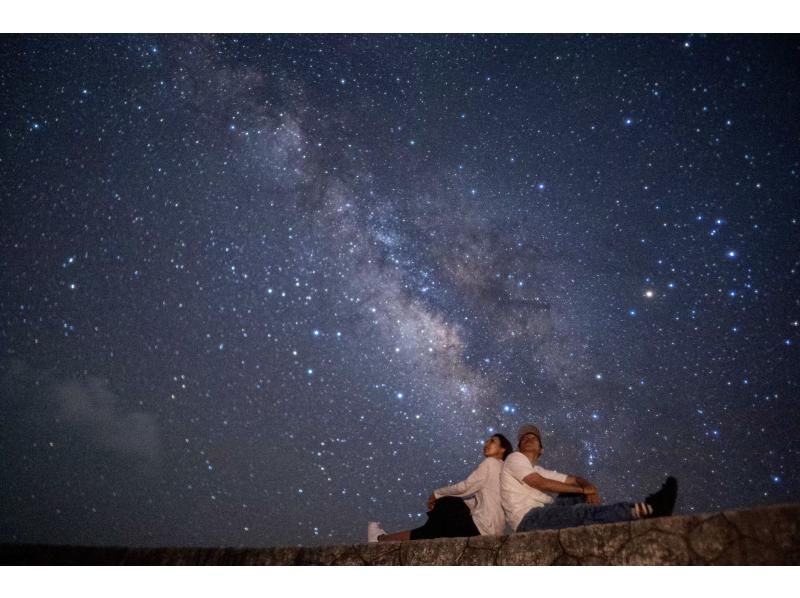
[53,376,161,464]
[1,360,161,465]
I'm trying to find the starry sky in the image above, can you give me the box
[1,34,798,548]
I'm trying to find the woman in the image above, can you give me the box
[367,433,513,542]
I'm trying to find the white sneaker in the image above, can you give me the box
[367,521,386,543]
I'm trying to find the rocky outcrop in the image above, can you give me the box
[2,503,798,565]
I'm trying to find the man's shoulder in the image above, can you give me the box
[504,452,532,469]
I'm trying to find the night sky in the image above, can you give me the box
[1,34,798,549]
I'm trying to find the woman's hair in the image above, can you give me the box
[492,434,514,461]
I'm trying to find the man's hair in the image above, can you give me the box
[516,424,543,450]
[492,434,514,461]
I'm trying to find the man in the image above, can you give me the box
[501,424,678,533]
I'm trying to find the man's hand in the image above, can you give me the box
[426,494,437,511]
[585,492,602,505]
[582,484,601,505]
[567,476,602,504]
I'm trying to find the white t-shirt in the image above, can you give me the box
[433,457,505,536]
[500,452,568,531]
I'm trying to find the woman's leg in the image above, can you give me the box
[379,497,479,541]
[409,496,479,540]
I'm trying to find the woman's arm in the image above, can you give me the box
[432,459,491,499]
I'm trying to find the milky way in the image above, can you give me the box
[1,34,798,547]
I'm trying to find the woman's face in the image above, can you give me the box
[483,436,506,459]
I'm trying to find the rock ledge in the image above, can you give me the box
[2,503,798,565]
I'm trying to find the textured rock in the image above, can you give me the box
[400,537,469,565]
[617,528,691,565]
[496,529,561,565]
[688,514,741,562]
[459,534,505,565]
[559,519,630,562]
[2,503,798,565]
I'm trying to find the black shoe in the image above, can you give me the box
[645,476,678,517]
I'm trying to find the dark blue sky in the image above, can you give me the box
[1,34,798,548]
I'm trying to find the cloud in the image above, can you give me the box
[1,360,161,465]
[53,376,161,464]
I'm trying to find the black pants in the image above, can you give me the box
[409,496,480,540]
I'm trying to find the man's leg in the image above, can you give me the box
[516,477,678,533]
[516,502,634,533]
[554,492,586,506]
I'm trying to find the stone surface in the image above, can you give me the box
[2,503,798,565]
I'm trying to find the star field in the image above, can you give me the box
[0,34,798,547]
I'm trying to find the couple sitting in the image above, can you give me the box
[368,424,677,542]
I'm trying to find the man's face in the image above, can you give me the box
[519,433,542,457]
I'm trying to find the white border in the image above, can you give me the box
[2,1,799,33]
[3,565,799,598]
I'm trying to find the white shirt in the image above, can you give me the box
[501,452,568,531]
[433,457,505,536]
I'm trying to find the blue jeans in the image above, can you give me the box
[516,495,634,532]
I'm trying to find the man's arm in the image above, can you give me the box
[565,475,594,489]
[522,472,589,495]
[564,475,601,504]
